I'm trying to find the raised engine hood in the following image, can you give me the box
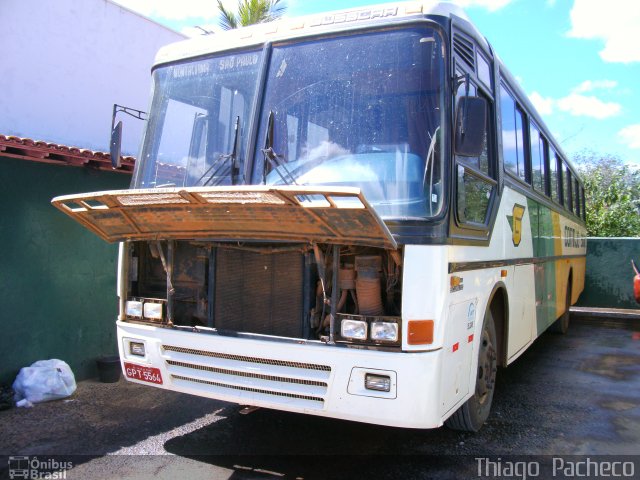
[51,186,397,250]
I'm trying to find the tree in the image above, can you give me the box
[216,0,286,30]
[574,150,640,237]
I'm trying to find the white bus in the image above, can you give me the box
[53,1,586,432]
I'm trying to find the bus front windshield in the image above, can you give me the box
[133,50,263,188]
[255,27,446,219]
[133,27,446,219]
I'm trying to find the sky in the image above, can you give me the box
[112,0,640,166]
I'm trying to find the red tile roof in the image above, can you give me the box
[0,134,135,174]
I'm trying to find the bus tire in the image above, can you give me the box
[445,308,497,432]
[550,281,571,334]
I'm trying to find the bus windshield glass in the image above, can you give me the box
[254,27,446,219]
[133,50,263,188]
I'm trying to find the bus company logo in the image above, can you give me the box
[8,456,73,479]
[507,204,526,247]
[467,302,476,330]
[309,7,398,27]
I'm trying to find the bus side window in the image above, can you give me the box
[529,122,546,193]
[562,160,573,212]
[549,149,560,203]
[563,161,572,211]
[574,178,581,217]
[500,83,528,184]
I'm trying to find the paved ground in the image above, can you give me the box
[1,316,639,479]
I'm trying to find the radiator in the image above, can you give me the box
[214,248,304,338]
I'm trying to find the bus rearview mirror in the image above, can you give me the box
[454,96,487,157]
[110,121,123,169]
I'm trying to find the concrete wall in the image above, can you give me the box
[576,238,640,310]
[0,0,185,155]
[0,157,130,385]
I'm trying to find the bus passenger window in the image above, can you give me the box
[529,123,545,193]
[563,162,572,211]
[549,150,560,202]
[574,178,581,217]
[500,83,527,183]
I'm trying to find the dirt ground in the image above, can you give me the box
[1,316,639,479]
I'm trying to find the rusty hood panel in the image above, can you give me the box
[51,186,397,250]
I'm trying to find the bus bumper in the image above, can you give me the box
[117,321,445,429]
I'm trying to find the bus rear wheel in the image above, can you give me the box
[445,309,497,432]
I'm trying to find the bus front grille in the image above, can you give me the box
[161,344,331,409]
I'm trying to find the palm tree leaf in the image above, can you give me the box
[219,0,287,29]
[217,0,239,30]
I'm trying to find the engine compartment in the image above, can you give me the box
[124,240,403,346]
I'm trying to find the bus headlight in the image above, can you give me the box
[125,300,143,318]
[143,302,164,321]
[370,321,399,342]
[341,319,367,340]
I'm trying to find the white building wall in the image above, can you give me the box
[0,0,185,155]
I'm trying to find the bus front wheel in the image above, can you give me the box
[445,308,497,432]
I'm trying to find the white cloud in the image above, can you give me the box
[568,0,640,63]
[528,80,621,119]
[573,79,618,93]
[556,93,621,119]
[529,91,554,116]
[449,0,514,11]
[618,124,640,149]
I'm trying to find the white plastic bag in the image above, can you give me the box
[12,359,77,407]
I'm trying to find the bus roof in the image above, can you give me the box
[154,1,479,67]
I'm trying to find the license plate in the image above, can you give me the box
[124,362,163,384]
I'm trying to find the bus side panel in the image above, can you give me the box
[508,264,536,358]
[543,213,587,334]
[559,213,587,307]
[527,197,587,335]
[440,298,475,413]
[401,245,449,351]
[501,187,537,362]
[529,199,562,333]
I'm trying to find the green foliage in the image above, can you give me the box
[575,150,640,237]
[217,0,286,30]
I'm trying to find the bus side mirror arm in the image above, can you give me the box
[109,103,147,169]
[454,96,487,157]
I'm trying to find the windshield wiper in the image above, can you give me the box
[261,110,297,186]
[197,116,241,186]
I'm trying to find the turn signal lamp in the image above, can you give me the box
[407,320,434,345]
